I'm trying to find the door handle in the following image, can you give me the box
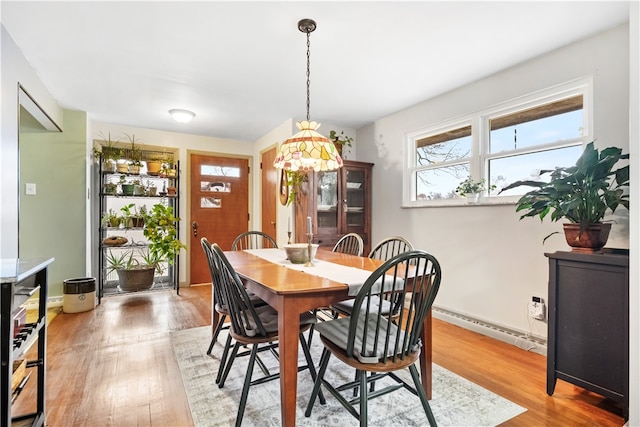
[192,221,198,237]
[270,221,276,225]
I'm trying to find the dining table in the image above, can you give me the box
[221,247,433,427]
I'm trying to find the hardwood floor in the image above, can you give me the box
[12,285,624,426]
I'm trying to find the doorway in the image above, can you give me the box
[190,153,249,285]
[261,146,278,240]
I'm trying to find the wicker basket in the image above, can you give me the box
[103,236,128,246]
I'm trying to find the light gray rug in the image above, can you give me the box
[171,326,526,427]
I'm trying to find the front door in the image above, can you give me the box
[190,153,249,285]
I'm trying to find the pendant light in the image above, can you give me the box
[273,19,343,172]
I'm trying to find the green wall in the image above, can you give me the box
[19,109,87,297]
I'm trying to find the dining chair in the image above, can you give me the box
[332,232,364,256]
[367,236,413,260]
[331,236,414,318]
[308,233,365,346]
[231,230,278,250]
[201,238,270,384]
[305,250,441,426]
[209,243,325,426]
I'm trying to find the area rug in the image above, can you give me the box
[171,326,526,427]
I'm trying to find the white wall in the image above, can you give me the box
[357,24,630,340]
[1,24,63,258]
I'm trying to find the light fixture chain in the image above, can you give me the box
[306,30,311,122]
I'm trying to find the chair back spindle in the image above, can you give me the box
[368,236,413,261]
[232,231,278,251]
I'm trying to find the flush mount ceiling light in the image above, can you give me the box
[273,18,343,172]
[169,109,195,124]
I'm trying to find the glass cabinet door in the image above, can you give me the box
[317,170,338,229]
[345,168,365,227]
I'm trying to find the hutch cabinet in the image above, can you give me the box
[545,249,629,420]
[1,257,53,427]
[97,151,180,301]
[294,160,374,255]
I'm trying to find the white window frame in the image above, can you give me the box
[403,77,593,208]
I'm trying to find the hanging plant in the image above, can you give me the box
[286,170,308,206]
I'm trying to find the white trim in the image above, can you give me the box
[403,76,594,208]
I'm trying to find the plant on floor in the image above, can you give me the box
[106,250,137,273]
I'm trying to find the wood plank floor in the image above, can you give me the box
[12,285,624,426]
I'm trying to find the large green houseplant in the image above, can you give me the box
[500,141,629,251]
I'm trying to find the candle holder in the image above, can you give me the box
[287,231,292,245]
[305,233,314,267]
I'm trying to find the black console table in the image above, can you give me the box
[545,249,628,420]
[1,258,54,427]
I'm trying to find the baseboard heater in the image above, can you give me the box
[432,305,547,356]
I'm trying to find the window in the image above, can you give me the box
[404,78,591,206]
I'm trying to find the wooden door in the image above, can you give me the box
[261,147,278,239]
[190,154,249,285]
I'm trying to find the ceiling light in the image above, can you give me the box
[273,19,342,172]
[169,109,195,124]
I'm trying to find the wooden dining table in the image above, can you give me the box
[222,248,433,427]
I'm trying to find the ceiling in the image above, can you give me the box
[1,1,630,142]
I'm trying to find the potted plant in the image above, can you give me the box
[106,249,156,292]
[121,178,135,196]
[101,209,121,228]
[500,141,629,252]
[105,202,185,291]
[455,176,496,202]
[146,152,167,176]
[120,203,145,228]
[329,130,353,156]
[124,133,143,174]
[103,182,117,195]
[286,170,308,206]
[94,132,122,172]
[142,203,186,270]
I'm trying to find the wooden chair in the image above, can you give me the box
[231,230,278,250]
[201,238,269,384]
[209,243,324,426]
[305,250,441,426]
[332,232,364,256]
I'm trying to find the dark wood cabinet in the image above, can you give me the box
[1,258,53,427]
[545,249,629,420]
[294,160,373,255]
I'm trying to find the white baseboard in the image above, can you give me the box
[432,305,547,356]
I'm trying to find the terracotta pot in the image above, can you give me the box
[332,140,343,156]
[563,223,612,253]
[146,160,162,176]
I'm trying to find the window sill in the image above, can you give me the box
[402,196,519,208]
